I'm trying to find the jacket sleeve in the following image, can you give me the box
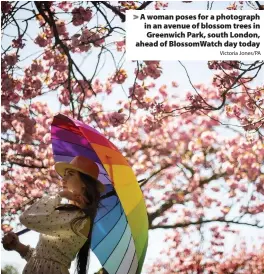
[19,194,85,237]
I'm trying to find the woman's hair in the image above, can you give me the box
[55,172,102,274]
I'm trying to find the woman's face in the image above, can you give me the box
[62,168,84,193]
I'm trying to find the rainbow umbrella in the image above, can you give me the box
[51,113,149,274]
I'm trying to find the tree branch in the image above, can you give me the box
[148,199,175,225]
[99,1,126,22]
[148,172,226,224]
[8,161,47,169]
[150,219,264,229]
[255,1,264,10]
[137,1,153,10]
[34,1,96,116]
[140,163,172,187]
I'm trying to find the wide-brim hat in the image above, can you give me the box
[55,156,105,193]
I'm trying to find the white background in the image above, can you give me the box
[126,10,264,60]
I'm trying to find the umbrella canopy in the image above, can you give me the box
[51,113,149,274]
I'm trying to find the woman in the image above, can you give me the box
[2,156,105,274]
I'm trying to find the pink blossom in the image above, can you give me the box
[43,49,54,60]
[43,133,51,144]
[143,62,162,79]
[58,88,70,106]
[72,80,90,95]
[143,116,161,133]
[31,189,43,198]
[225,104,241,118]
[81,8,92,21]
[112,69,127,84]
[200,131,216,147]
[2,76,14,91]
[32,79,42,90]
[129,84,146,100]
[188,140,200,151]
[159,85,168,97]
[144,61,160,66]
[71,34,81,47]
[80,28,92,43]
[71,32,92,52]
[247,163,260,180]
[12,35,25,48]
[7,93,20,104]
[164,104,171,112]
[115,40,125,52]
[191,152,205,165]
[4,53,18,66]
[35,34,50,47]
[72,7,92,26]
[93,79,103,94]
[108,112,126,127]
[222,161,234,175]
[239,153,256,166]
[208,61,239,70]
[52,54,67,72]
[53,62,67,72]
[48,73,66,90]
[134,68,147,81]
[154,1,169,10]
[227,3,237,10]
[30,63,44,76]
[1,1,12,13]
[43,159,50,167]
[105,80,112,95]
[78,43,92,53]
[212,187,220,192]
[57,1,73,12]
[239,185,247,192]
[89,32,105,47]
[56,20,68,37]
[119,1,137,11]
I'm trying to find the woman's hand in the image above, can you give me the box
[2,232,20,251]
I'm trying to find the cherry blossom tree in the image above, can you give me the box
[1,1,264,273]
